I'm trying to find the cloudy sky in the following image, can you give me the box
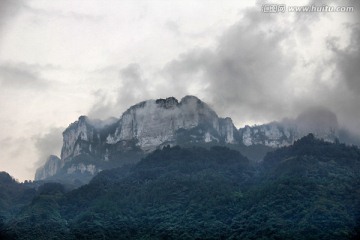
[0,0,359,181]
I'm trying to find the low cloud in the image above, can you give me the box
[293,106,339,136]
[322,19,360,135]
[86,2,360,138]
[88,63,152,119]
[161,3,360,136]
[32,127,64,168]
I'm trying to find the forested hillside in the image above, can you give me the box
[1,134,360,239]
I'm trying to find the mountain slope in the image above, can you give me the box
[239,108,339,148]
[35,96,240,183]
[5,136,360,239]
[0,172,36,230]
[35,96,351,185]
[242,134,360,239]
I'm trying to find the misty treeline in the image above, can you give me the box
[1,134,360,239]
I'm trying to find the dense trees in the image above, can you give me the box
[1,135,360,239]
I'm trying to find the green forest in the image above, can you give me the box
[1,134,360,239]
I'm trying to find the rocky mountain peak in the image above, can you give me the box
[35,155,61,181]
[180,95,200,103]
[155,97,179,109]
[60,116,99,160]
[106,95,232,151]
[35,96,347,183]
[36,95,240,181]
[66,115,90,130]
[238,107,340,148]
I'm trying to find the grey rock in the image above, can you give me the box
[238,108,339,147]
[35,155,61,181]
[35,96,341,182]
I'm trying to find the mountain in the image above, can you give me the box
[239,107,339,147]
[35,96,240,184]
[35,96,345,184]
[0,172,37,229]
[106,96,238,149]
[35,155,61,181]
[4,136,360,239]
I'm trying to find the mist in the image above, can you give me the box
[0,0,359,181]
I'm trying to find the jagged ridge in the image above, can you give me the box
[35,96,341,182]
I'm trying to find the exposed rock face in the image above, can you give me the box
[238,108,339,147]
[35,96,238,182]
[35,96,341,182]
[219,118,237,144]
[106,96,236,150]
[61,116,101,161]
[239,122,297,148]
[35,155,61,180]
[66,163,97,175]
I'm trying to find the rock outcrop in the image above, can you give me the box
[35,155,61,180]
[35,96,341,183]
[238,108,339,147]
[106,96,236,150]
[35,96,238,182]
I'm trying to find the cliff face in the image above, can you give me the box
[35,155,61,181]
[106,96,235,150]
[35,96,238,182]
[60,116,102,161]
[238,109,339,147]
[219,118,237,144]
[35,96,340,183]
[239,123,297,148]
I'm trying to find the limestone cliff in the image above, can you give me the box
[35,96,238,182]
[35,155,61,180]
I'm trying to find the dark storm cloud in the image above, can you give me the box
[330,24,360,93]
[161,2,360,133]
[324,19,360,135]
[294,106,339,133]
[351,0,360,20]
[0,63,49,89]
[32,127,64,167]
[163,7,295,122]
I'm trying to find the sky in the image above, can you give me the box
[0,0,359,181]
